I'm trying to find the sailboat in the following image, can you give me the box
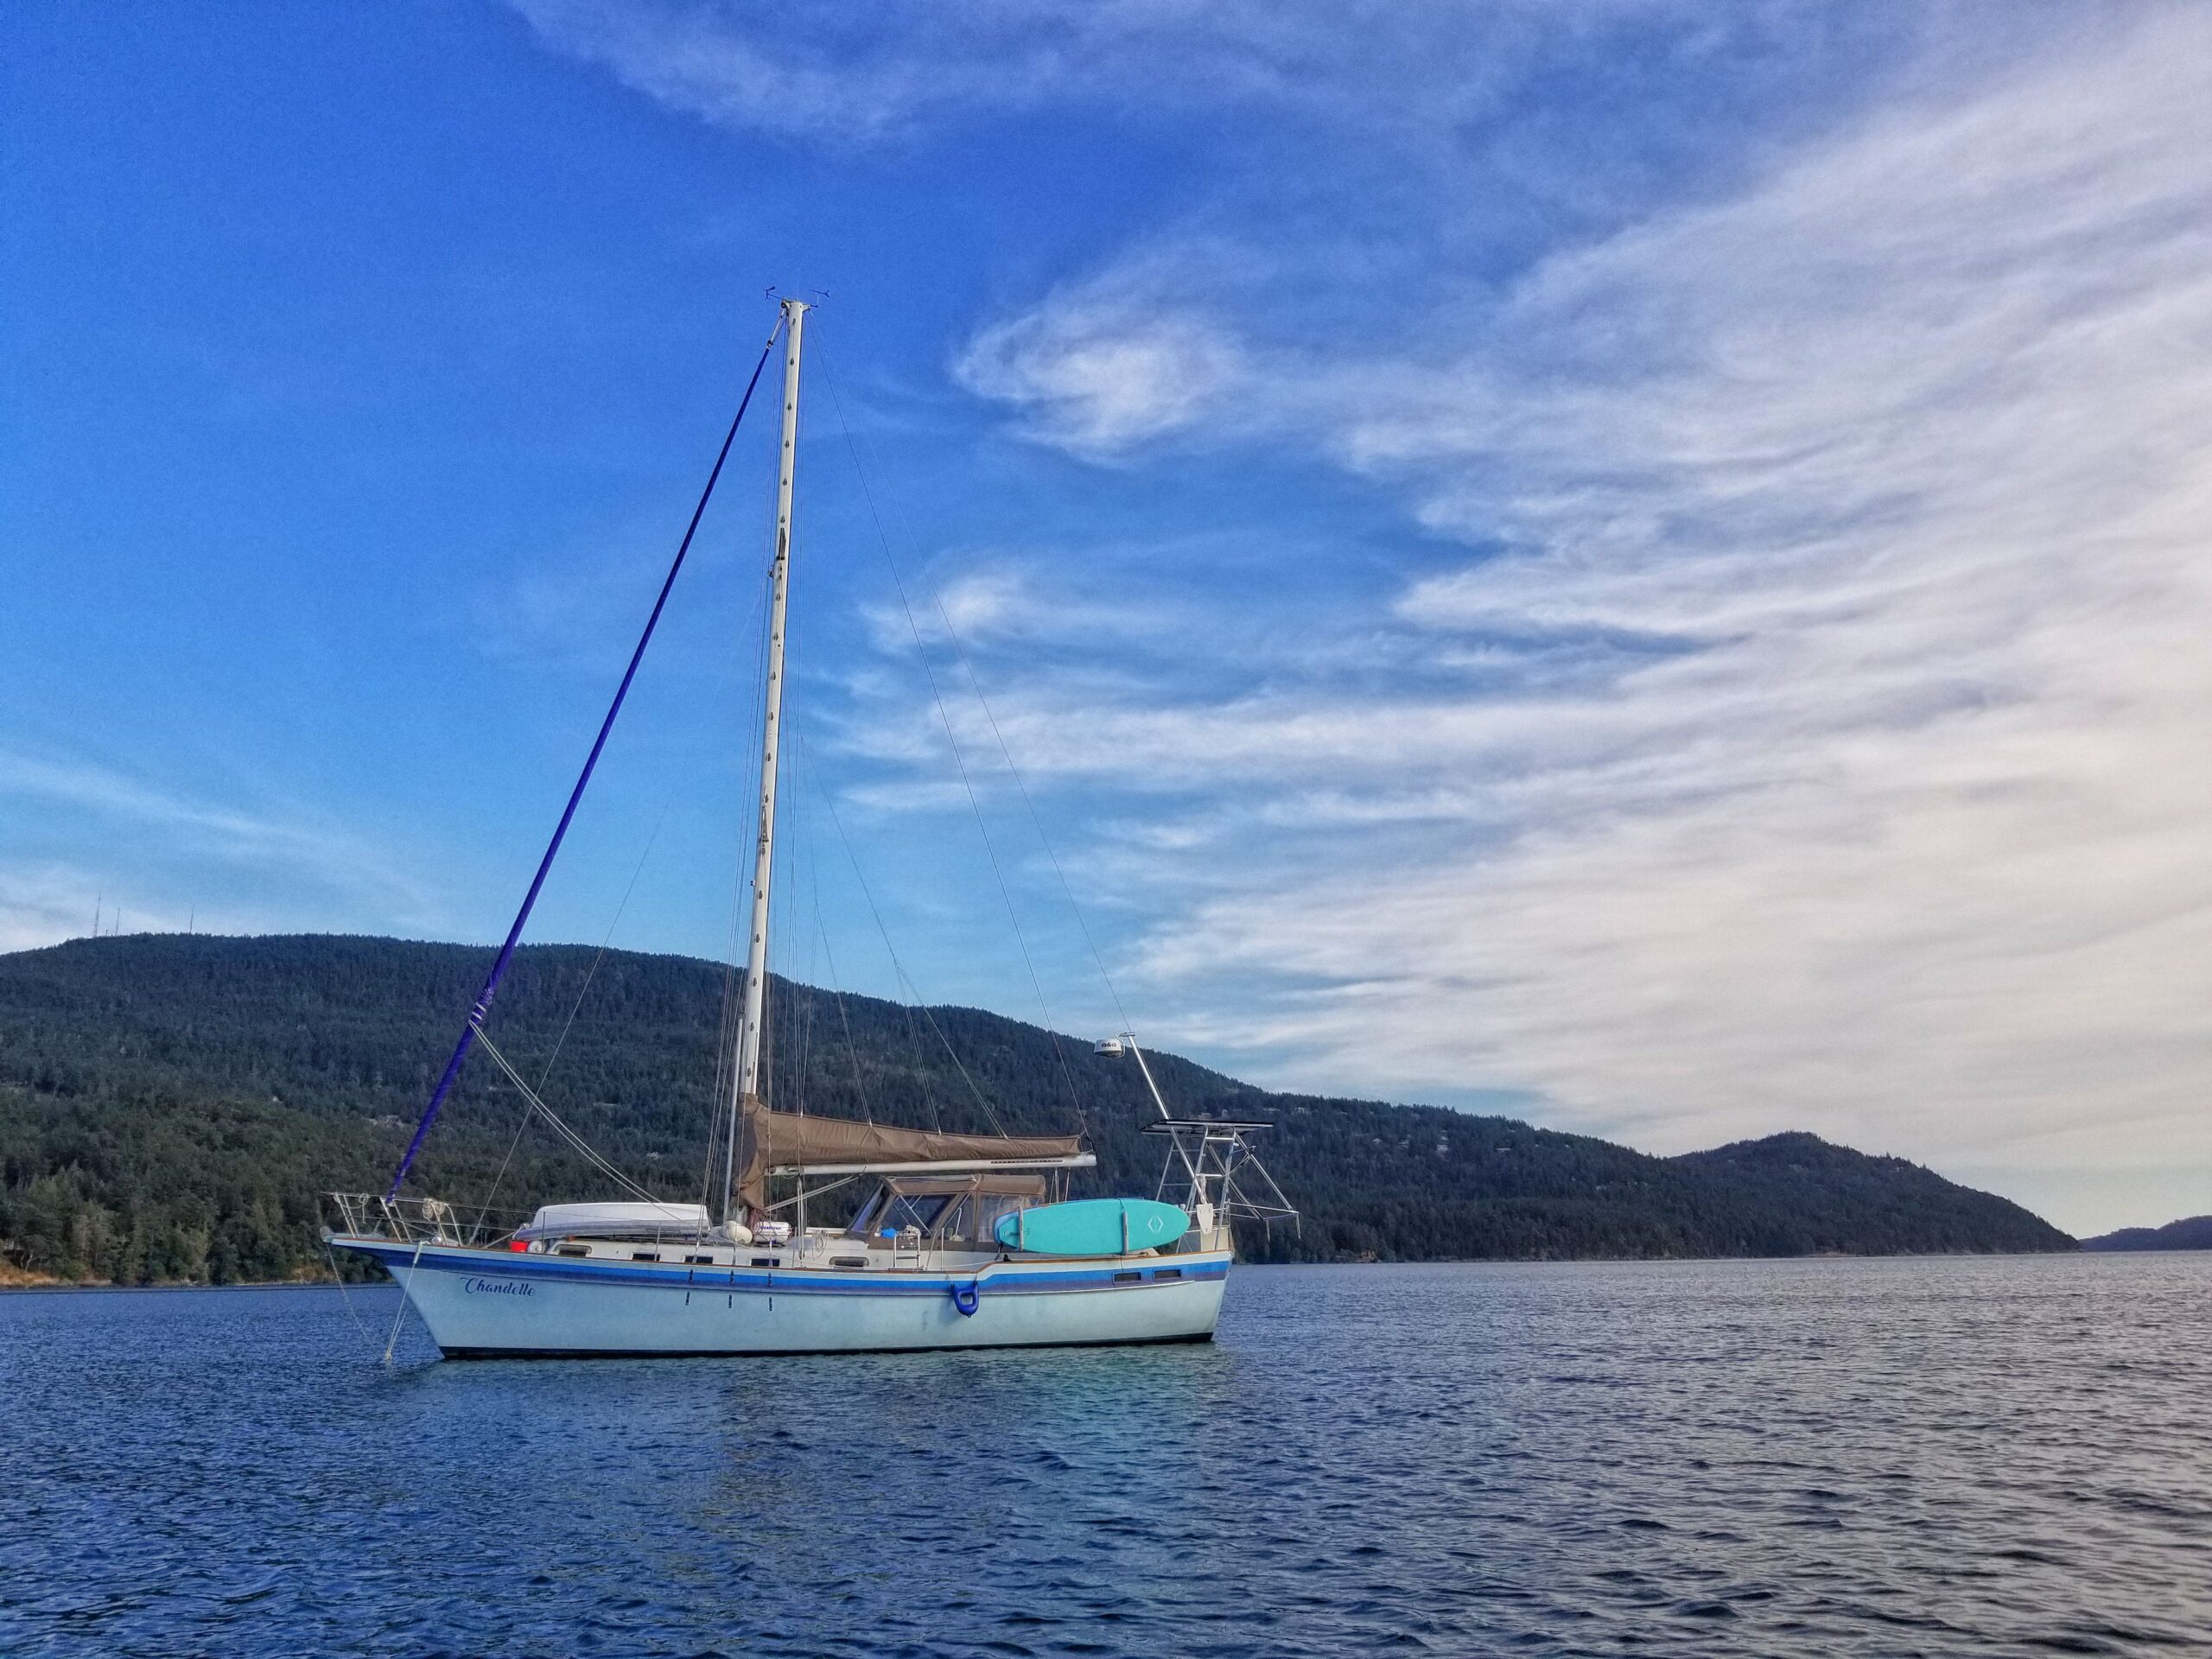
[325,299,1294,1357]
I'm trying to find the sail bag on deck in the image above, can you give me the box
[735,1101,1082,1214]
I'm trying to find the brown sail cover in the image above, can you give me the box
[734,1098,1082,1213]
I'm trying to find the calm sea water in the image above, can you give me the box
[4,1255,2209,1657]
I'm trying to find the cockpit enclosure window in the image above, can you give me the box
[846,1174,1048,1243]
[849,1189,950,1238]
[969,1192,1030,1243]
[873,1193,952,1237]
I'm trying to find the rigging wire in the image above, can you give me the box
[778,706,823,1125]
[753,536,796,1128]
[702,541,779,1216]
[792,734,877,1127]
[809,741,1009,1135]
[379,1241,423,1367]
[930,605,1136,1039]
[475,1031,659,1203]
[473,804,671,1231]
[321,1240,378,1351]
[761,673,796,1117]
[816,919,874,1122]
[812,339,1139,1044]
[830,355,1137,1043]
[812,336,1085,1124]
[807,729,944,1129]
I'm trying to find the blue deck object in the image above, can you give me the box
[996,1198,1192,1256]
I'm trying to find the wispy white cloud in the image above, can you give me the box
[504,0,1592,147]
[0,750,438,945]
[954,282,1247,458]
[513,0,2212,1230]
[857,559,1159,656]
[924,8,2212,1230]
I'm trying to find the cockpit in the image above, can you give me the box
[846,1173,1048,1248]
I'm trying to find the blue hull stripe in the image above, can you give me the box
[335,1237,1228,1295]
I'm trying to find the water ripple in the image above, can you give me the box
[3,1255,2210,1655]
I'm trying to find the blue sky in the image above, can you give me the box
[5,3,2209,1233]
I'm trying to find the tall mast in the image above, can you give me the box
[723,296,807,1224]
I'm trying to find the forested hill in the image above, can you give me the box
[0,934,2072,1283]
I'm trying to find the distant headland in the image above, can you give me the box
[2080,1216,2212,1252]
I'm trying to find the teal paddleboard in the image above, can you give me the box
[995,1198,1192,1256]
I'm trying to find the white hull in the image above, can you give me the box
[339,1236,1229,1357]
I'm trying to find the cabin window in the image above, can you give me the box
[684,1254,714,1265]
[830,1255,869,1269]
[1153,1268,1182,1281]
[751,1256,779,1268]
[632,1250,660,1262]
[555,1245,588,1258]
[1113,1270,1142,1283]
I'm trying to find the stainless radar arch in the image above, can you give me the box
[1093,1033,1300,1240]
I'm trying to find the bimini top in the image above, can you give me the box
[735,1105,1084,1211]
[518,1200,713,1242]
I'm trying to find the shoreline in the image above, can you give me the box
[12,1248,2190,1295]
[0,1266,353,1293]
[1,1280,369,1294]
